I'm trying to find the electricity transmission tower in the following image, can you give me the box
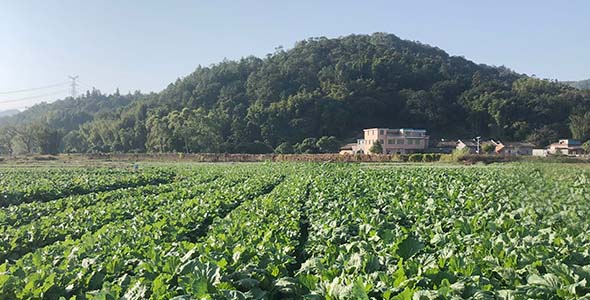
[68,75,79,98]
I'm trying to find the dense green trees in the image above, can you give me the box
[0,126,16,155]
[32,124,62,155]
[569,112,590,142]
[1,33,590,154]
[316,136,340,153]
[0,123,62,155]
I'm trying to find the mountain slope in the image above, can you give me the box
[0,90,140,130]
[0,109,19,118]
[2,33,590,154]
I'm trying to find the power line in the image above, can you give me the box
[0,89,70,104]
[0,82,69,95]
[76,80,94,90]
[0,76,98,107]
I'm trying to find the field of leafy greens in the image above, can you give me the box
[0,163,589,299]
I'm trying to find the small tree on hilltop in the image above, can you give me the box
[369,141,383,154]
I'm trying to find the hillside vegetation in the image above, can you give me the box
[2,33,590,154]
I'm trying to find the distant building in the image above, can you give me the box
[431,140,458,154]
[348,128,429,154]
[493,141,534,156]
[456,139,479,154]
[532,149,548,157]
[338,143,356,155]
[548,139,584,155]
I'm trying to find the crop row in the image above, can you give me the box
[1,164,589,299]
[138,170,313,299]
[0,169,284,299]
[0,171,219,228]
[0,171,225,263]
[297,166,590,300]
[0,168,175,207]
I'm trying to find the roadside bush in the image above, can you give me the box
[408,154,423,162]
[398,154,409,162]
[440,148,470,162]
[274,142,294,154]
[32,155,58,161]
[423,153,440,162]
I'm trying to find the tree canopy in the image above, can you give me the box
[1,33,590,154]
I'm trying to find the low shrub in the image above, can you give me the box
[408,154,423,162]
[423,153,441,162]
[32,155,58,161]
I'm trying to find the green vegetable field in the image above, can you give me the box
[0,163,589,299]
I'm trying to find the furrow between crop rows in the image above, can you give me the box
[289,180,312,277]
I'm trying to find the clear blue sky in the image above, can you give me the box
[1,0,589,110]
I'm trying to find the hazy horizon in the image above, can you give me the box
[2,0,589,111]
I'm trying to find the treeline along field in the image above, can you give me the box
[0,163,589,299]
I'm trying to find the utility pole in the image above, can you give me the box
[68,75,79,98]
[475,136,481,154]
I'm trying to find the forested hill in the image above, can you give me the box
[2,33,590,154]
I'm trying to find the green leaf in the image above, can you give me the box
[392,287,414,300]
[396,236,424,260]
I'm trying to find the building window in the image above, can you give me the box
[380,130,384,135]
[380,139,384,144]
[397,139,404,144]
[416,140,421,144]
[388,139,394,144]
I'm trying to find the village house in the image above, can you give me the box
[338,143,357,155]
[547,139,584,155]
[532,149,549,157]
[493,141,534,156]
[430,139,458,154]
[345,128,429,154]
[456,139,480,154]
